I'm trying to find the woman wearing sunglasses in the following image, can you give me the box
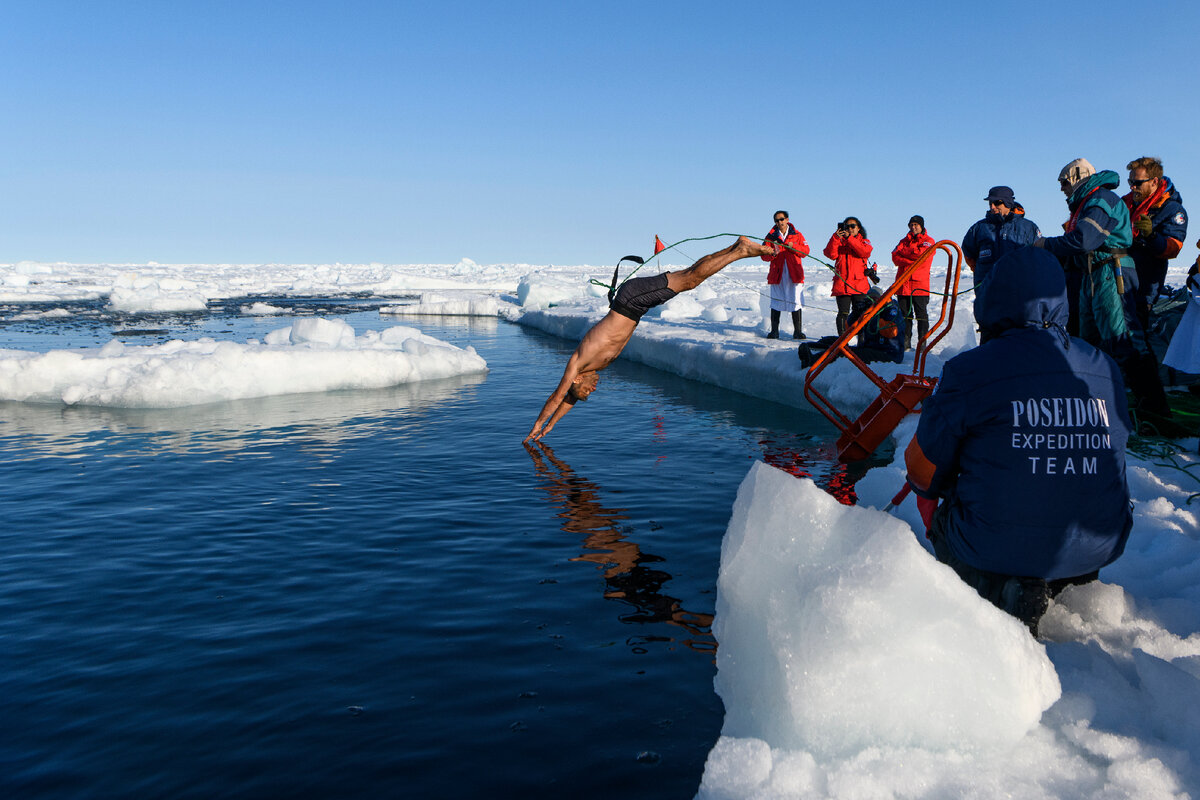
[823,216,874,335]
[762,210,810,339]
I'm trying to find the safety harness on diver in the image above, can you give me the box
[607,255,645,304]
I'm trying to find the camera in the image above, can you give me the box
[837,222,846,232]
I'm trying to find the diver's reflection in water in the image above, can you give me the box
[524,441,715,657]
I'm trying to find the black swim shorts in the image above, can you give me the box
[610,273,677,322]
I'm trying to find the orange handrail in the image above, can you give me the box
[803,240,965,461]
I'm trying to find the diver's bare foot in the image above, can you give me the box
[737,236,778,258]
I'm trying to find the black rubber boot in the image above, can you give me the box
[767,309,780,339]
[792,310,804,339]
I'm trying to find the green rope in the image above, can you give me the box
[589,231,976,303]
[1126,430,1200,504]
[587,233,757,292]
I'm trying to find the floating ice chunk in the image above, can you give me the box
[107,272,208,313]
[9,308,72,321]
[288,317,357,347]
[380,294,500,317]
[0,321,487,408]
[517,273,582,309]
[713,462,1060,759]
[242,302,285,315]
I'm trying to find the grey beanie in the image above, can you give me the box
[1058,158,1096,193]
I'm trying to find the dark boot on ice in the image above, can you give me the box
[767,309,780,339]
[792,310,805,339]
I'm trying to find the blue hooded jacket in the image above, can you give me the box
[962,208,1041,324]
[914,247,1132,580]
[1127,176,1188,295]
[1040,170,1133,262]
[962,209,1041,284]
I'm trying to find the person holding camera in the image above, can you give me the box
[823,216,874,335]
[891,215,935,351]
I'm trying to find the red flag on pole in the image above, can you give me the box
[654,236,666,254]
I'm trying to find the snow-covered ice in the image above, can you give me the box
[2,245,1198,796]
[0,319,486,407]
[698,456,1200,799]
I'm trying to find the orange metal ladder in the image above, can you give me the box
[803,240,965,462]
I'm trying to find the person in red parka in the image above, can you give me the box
[891,214,935,351]
[823,216,874,335]
[761,209,811,339]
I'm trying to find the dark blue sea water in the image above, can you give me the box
[0,299,866,798]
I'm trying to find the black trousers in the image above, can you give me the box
[836,294,871,335]
[928,502,1097,636]
[898,295,929,349]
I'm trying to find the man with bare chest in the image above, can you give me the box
[525,236,778,442]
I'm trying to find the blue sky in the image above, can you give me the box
[2,1,1198,266]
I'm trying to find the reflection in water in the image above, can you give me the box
[0,372,486,460]
[519,328,881,504]
[525,441,716,656]
[757,439,870,505]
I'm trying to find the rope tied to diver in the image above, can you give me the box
[592,232,976,303]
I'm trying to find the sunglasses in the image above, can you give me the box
[1128,178,1151,188]
[774,217,787,223]
[845,223,859,229]
[989,200,1008,206]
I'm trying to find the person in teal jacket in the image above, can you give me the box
[1036,158,1170,419]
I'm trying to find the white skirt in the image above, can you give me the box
[769,271,804,312]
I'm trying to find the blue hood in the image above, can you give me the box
[1069,169,1121,208]
[975,247,1068,336]
[1163,175,1183,206]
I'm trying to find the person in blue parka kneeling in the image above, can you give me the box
[905,247,1133,635]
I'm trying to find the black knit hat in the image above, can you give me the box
[908,215,925,231]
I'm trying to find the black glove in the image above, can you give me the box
[864,267,880,284]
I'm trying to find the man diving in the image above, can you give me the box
[525,236,778,442]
